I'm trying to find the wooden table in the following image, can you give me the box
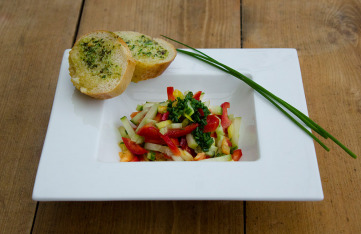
[1,0,360,233]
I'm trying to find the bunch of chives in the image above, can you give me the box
[162,35,357,159]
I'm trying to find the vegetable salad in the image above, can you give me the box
[118,87,243,161]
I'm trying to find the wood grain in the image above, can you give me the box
[5,0,359,232]
[32,0,243,233]
[76,0,241,48]
[33,201,243,233]
[0,0,82,233]
[242,0,361,233]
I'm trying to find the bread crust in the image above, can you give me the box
[131,58,173,83]
[69,30,136,99]
[114,31,176,83]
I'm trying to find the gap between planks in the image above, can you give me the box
[30,0,86,233]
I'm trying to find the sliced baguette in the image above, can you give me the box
[69,30,136,99]
[114,31,176,83]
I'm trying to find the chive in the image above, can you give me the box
[161,35,357,159]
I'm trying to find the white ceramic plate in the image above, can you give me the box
[32,49,323,201]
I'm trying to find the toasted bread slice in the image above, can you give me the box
[114,31,176,83]
[69,31,136,99]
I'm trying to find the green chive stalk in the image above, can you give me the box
[162,35,357,159]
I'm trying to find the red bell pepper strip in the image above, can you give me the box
[130,155,140,162]
[161,111,170,121]
[159,134,181,156]
[203,114,219,132]
[139,124,179,146]
[154,113,162,122]
[122,137,148,155]
[136,123,161,139]
[171,137,180,146]
[220,102,232,129]
[144,137,165,145]
[167,87,175,101]
[164,123,199,138]
[232,149,243,161]
[144,136,179,146]
[193,91,202,100]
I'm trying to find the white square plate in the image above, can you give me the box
[33,49,323,201]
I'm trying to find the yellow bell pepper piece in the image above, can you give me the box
[119,151,135,162]
[173,89,184,99]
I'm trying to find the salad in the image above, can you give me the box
[118,87,243,161]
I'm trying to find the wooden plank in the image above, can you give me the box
[32,0,243,233]
[76,0,240,48]
[242,0,361,233]
[33,201,243,233]
[0,0,83,233]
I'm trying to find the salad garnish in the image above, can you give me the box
[118,87,243,162]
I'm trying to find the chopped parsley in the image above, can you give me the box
[79,37,114,79]
[192,127,214,152]
[124,35,168,59]
[167,92,214,151]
